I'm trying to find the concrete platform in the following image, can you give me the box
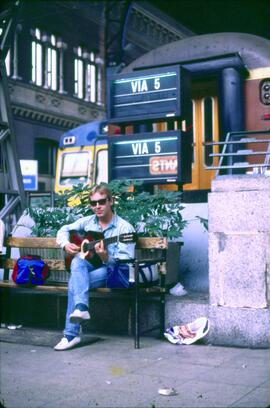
[1,327,270,408]
[1,289,269,348]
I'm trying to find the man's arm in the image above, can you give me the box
[56,217,91,252]
[109,222,135,266]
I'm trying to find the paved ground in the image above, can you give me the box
[0,327,270,408]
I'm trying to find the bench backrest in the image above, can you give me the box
[2,236,168,273]
[4,237,65,272]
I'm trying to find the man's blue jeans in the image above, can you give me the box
[64,256,107,337]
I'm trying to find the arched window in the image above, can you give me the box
[74,46,84,98]
[0,27,10,76]
[3,24,21,78]
[31,28,43,86]
[74,47,99,102]
[47,34,57,91]
[31,28,64,92]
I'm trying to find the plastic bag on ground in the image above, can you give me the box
[164,317,210,345]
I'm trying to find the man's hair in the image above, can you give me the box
[90,184,113,201]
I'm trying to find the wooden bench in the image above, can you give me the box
[0,236,168,348]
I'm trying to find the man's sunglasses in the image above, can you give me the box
[90,198,109,207]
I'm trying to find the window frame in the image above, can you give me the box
[31,28,63,92]
[74,47,98,102]
[31,28,43,86]
[34,138,58,176]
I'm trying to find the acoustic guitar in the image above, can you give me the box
[65,230,137,271]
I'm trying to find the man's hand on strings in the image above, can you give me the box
[95,240,108,263]
[64,242,80,255]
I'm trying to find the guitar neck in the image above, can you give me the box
[84,235,120,252]
[103,235,120,247]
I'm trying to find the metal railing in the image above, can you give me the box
[204,130,270,176]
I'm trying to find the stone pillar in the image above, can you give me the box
[208,175,270,347]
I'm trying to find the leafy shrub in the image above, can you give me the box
[26,180,187,239]
[26,206,79,237]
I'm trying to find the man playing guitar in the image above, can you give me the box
[54,184,135,351]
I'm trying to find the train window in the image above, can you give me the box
[95,149,108,185]
[152,123,158,132]
[203,96,214,166]
[100,123,108,134]
[59,151,92,186]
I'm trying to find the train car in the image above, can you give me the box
[115,32,270,192]
[54,120,109,194]
[55,33,270,195]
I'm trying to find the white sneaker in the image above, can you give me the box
[69,309,90,324]
[54,336,81,351]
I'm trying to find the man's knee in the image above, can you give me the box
[70,256,89,270]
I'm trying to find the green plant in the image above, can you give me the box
[26,206,79,237]
[26,180,187,239]
[108,180,187,239]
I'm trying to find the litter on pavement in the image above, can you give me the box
[164,317,210,345]
[169,282,187,296]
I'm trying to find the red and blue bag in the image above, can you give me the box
[12,255,50,286]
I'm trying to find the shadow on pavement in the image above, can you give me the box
[0,327,102,348]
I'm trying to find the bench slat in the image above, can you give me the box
[0,281,164,294]
[6,237,60,249]
[4,258,66,271]
[6,236,168,250]
[0,280,68,292]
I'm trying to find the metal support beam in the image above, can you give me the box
[0,1,26,233]
[104,0,132,68]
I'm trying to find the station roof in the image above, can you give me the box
[148,0,270,40]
